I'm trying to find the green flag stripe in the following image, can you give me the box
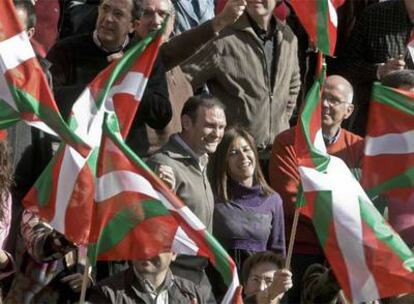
[367,167,414,198]
[313,191,334,247]
[372,83,414,116]
[0,98,20,128]
[87,147,100,175]
[300,66,330,170]
[316,0,330,54]
[358,196,414,267]
[203,232,234,285]
[8,86,87,148]
[35,145,65,207]
[88,198,170,264]
[104,113,153,172]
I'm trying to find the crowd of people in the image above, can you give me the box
[0,0,413,303]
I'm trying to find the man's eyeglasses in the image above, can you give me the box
[322,95,349,107]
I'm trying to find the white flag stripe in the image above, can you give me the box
[95,170,157,202]
[0,70,18,110]
[94,168,178,209]
[222,268,240,304]
[95,170,207,231]
[104,71,147,112]
[177,206,206,231]
[299,157,380,302]
[314,128,327,153]
[365,130,414,156]
[71,88,104,147]
[50,146,88,232]
[0,31,35,71]
[328,0,338,27]
[171,226,199,255]
[93,169,176,212]
[26,120,58,136]
[328,158,379,302]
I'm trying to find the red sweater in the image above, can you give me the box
[269,127,364,255]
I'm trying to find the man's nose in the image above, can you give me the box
[154,13,164,25]
[102,11,115,22]
[259,279,267,291]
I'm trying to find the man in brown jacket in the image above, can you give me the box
[130,0,247,156]
[182,0,301,170]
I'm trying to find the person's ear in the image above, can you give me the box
[344,104,354,120]
[181,114,192,131]
[129,19,137,34]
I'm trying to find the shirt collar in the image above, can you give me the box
[92,30,129,53]
[174,134,208,170]
[133,267,174,298]
[246,13,277,41]
[323,128,341,145]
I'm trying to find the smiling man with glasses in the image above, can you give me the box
[268,75,364,303]
[321,75,355,145]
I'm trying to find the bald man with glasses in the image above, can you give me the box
[267,75,364,303]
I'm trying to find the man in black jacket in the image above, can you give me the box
[88,251,213,303]
[47,0,171,157]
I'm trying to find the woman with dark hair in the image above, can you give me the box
[210,127,286,272]
[0,131,15,288]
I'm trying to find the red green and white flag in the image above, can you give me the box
[0,0,89,156]
[295,55,328,172]
[23,28,163,244]
[290,0,345,56]
[296,57,414,302]
[89,112,241,304]
[24,22,242,302]
[362,82,414,203]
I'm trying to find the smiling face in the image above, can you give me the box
[244,261,279,296]
[95,0,135,51]
[181,105,226,155]
[321,76,354,134]
[134,0,170,38]
[227,136,256,187]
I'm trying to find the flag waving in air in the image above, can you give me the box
[89,112,241,304]
[362,82,414,202]
[23,23,242,302]
[295,57,414,303]
[0,0,89,156]
[23,20,164,244]
[290,0,345,56]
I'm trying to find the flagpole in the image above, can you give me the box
[285,208,299,269]
[79,257,90,304]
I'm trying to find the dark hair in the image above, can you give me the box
[181,94,225,123]
[241,251,285,285]
[0,139,13,222]
[13,0,36,29]
[99,0,143,21]
[131,0,144,20]
[381,69,414,89]
[210,127,274,202]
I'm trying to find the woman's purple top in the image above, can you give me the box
[213,180,286,269]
